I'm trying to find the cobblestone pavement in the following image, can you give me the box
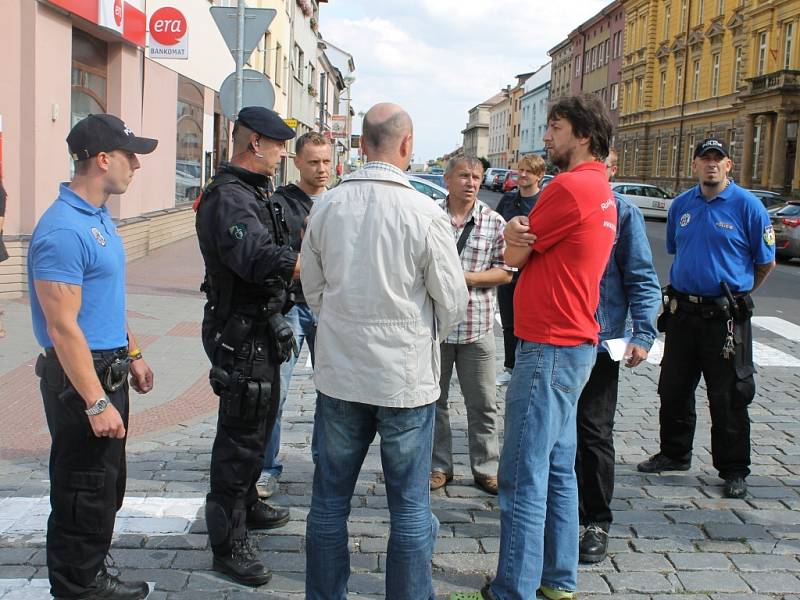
[1,236,800,599]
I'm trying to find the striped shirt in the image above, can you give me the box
[437,197,513,344]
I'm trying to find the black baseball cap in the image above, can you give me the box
[693,138,729,159]
[236,106,296,141]
[67,114,158,160]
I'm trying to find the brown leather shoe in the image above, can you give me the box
[430,471,453,491]
[475,475,498,495]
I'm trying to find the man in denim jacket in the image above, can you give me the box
[576,148,661,564]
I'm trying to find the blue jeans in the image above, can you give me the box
[262,303,316,477]
[490,341,596,600]
[305,393,439,600]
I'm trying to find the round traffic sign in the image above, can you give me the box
[219,69,276,120]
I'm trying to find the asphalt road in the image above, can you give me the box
[479,187,800,326]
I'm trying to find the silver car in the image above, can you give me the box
[407,175,448,201]
[483,168,509,189]
[610,182,673,219]
[771,201,800,261]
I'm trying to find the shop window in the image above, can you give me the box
[71,30,107,129]
[176,76,204,204]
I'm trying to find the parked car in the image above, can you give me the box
[610,182,673,219]
[502,170,519,193]
[491,171,508,192]
[429,166,444,175]
[407,175,448,201]
[483,168,509,189]
[413,173,446,188]
[745,188,791,212]
[771,200,800,261]
[540,174,555,190]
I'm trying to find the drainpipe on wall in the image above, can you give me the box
[673,0,693,193]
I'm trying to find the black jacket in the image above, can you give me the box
[272,183,315,304]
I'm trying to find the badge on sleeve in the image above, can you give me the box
[763,224,775,246]
[228,223,248,241]
[679,213,691,227]
[90,227,106,246]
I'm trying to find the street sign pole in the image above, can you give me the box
[235,1,245,114]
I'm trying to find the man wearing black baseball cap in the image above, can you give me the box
[195,106,299,585]
[638,136,776,501]
[28,114,157,599]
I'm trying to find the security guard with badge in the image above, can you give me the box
[195,106,299,585]
[638,138,776,499]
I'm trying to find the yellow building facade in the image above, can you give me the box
[617,0,800,194]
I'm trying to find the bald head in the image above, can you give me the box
[361,103,413,168]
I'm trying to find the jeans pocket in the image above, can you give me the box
[551,345,594,393]
[51,469,107,534]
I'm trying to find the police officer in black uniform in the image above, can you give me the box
[195,106,299,586]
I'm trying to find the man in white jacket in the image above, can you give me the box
[301,102,468,599]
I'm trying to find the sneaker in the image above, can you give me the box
[474,475,498,495]
[723,476,747,499]
[495,368,512,386]
[430,471,453,491]
[579,523,608,563]
[212,536,271,586]
[539,586,576,600]
[637,453,690,473]
[246,499,290,530]
[256,472,278,498]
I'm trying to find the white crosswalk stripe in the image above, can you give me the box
[753,316,800,342]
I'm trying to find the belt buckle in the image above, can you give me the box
[688,295,701,304]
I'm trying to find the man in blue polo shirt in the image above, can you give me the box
[29,114,157,600]
[638,138,775,500]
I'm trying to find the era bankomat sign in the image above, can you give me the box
[148,6,188,59]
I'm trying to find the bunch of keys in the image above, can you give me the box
[721,318,736,359]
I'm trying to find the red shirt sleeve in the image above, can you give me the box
[528,182,580,254]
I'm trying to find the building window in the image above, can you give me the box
[686,133,695,175]
[294,44,304,83]
[659,70,667,107]
[692,58,701,100]
[575,55,582,77]
[718,0,725,15]
[674,65,683,103]
[637,77,644,109]
[733,46,743,89]
[634,139,640,172]
[275,42,283,87]
[679,0,687,32]
[757,31,767,75]
[176,75,204,205]
[664,3,671,39]
[71,30,107,128]
[610,82,619,109]
[752,122,762,179]
[670,135,679,176]
[622,142,629,174]
[711,53,720,96]
[785,21,794,70]
[696,0,704,26]
[654,138,663,176]
[625,81,632,112]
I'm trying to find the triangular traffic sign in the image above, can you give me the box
[209,6,277,63]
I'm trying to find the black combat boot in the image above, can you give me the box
[212,535,271,586]
[246,499,290,530]
[55,566,149,600]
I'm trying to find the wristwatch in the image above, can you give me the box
[85,395,110,416]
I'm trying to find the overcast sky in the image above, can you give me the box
[319,0,611,163]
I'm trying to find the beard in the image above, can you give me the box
[549,147,571,171]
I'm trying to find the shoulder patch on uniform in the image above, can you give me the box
[228,223,248,241]
[90,227,106,246]
[763,224,775,246]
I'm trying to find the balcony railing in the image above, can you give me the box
[745,70,800,95]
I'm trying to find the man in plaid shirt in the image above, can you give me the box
[431,155,514,495]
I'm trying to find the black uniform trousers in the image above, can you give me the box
[576,351,620,529]
[657,309,754,479]
[38,351,128,599]
[207,358,281,555]
[497,279,518,371]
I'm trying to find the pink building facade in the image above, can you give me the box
[0,0,233,297]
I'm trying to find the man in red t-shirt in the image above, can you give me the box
[459,94,616,600]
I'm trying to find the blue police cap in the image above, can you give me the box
[236,106,296,141]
